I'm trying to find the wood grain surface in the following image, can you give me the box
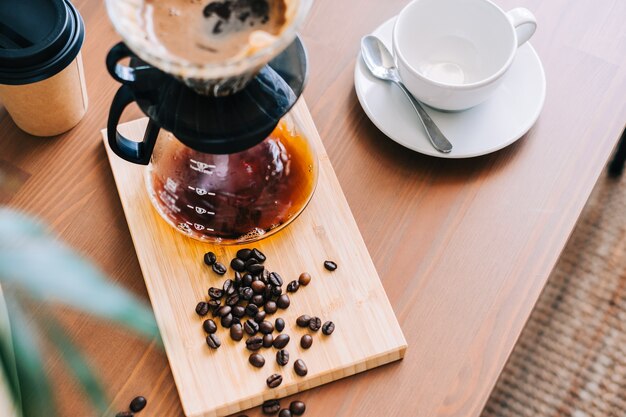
[0,0,625,416]
[102,104,406,417]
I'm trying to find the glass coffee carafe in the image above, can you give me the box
[104,0,316,244]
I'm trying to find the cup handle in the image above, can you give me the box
[506,8,537,47]
[107,85,160,165]
[106,42,137,84]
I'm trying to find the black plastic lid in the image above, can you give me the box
[0,0,85,85]
[127,37,307,154]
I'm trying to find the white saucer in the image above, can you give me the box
[354,17,546,158]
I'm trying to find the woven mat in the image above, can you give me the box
[481,171,626,417]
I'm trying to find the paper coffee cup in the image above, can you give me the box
[0,0,88,137]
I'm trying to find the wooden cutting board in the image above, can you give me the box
[102,99,407,417]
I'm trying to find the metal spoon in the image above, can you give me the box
[361,35,453,153]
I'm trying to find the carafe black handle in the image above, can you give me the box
[107,85,160,165]
[106,42,162,88]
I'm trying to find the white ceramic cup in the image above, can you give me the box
[392,0,537,111]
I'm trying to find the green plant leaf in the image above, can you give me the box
[0,287,22,417]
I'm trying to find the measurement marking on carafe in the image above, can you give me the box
[185,221,214,232]
[186,205,215,215]
[189,159,216,175]
[187,185,216,196]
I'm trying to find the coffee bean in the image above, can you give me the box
[239,287,254,300]
[251,280,266,294]
[249,353,265,368]
[275,318,285,332]
[242,273,253,287]
[300,334,312,349]
[247,263,265,274]
[286,280,299,293]
[195,302,209,316]
[212,262,227,275]
[245,304,259,317]
[223,279,236,295]
[230,258,246,272]
[237,248,253,261]
[206,334,220,349]
[221,313,233,328]
[254,311,267,323]
[294,359,307,376]
[263,333,274,348]
[259,320,274,334]
[226,294,240,306]
[271,285,283,297]
[244,258,257,271]
[264,301,278,314]
[233,271,242,287]
[232,305,246,318]
[298,272,311,286]
[296,315,311,327]
[246,336,263,351]
[276,349,289,366]
[289,401,306,415]
[244,319,259,335]
[262,399,280,414]
[203,319,217,334]
[309,316,321,331]
[261,268,270,282]
[130,396,147,412]
[273,334,290,349]
[322,321,335,335]
[230,323,243,341]
[208,287,224,299]
[264,285,273,300]
[278,410,292,417]
[115,412,133,417]
[203,251,217,266]
[323,260,337,271]
[252,248,266,262]
[266,373,282,388]
[269,272,283,287]
[232,316,241,326]
[276,294,290,309]
[215,306,231,317]
[252,295,265,306]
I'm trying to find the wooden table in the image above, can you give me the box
[1,0,625,416]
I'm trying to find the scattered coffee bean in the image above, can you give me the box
[244,258,258,270]
[244,319,259,335]
[275,318,285,332]
[203,251,217,266]
[195,302,209,316]
[249,353,265,368]
[269,272,283,287]
[215,306,231,317]
[208,287,224,299]
[129,396,147,412]
[203,319,217,334]
[230,258,246,272]
[271,285,283,297]
[252,294,265,306]
[264,301,278,314]
[263,333,274,348]
[255,311,267,323]
[298,272,311,286]
[262,399,280,414]
[286,280,299,293]
[294,359,307,376]
[289,401,306,415]
[245,304,259,317]
[212,262,227,275]
[246,336,263,351]
[259,320,274,334]
[237,248,253,261]
[264,285,273,299]
[309,317,321,332]
[239,286,254,300]
[115,412,133,417]
[206,334,220,349]
[207,298,221,310]
[234,271,243,287]
[273,334,290,349]
[277,294,290,309]
[323,260,337,271]
[221,313,233,328]
[278,409,292,417]
[266,373,283,388]
[232,305,245,318]
[300,334,312,349]
[296,315,311,327]
[248,263,265,274]
[322,321,335,335]
[232,316,241,326]
[223,279,236,295]
[276,349,289,366]
[252,248,266,262]
[226,294,240,306]
[251,280,266,294]
[230,323,244,341]
[242,273,254,287]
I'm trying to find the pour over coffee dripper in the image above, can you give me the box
[104,0,318,244]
